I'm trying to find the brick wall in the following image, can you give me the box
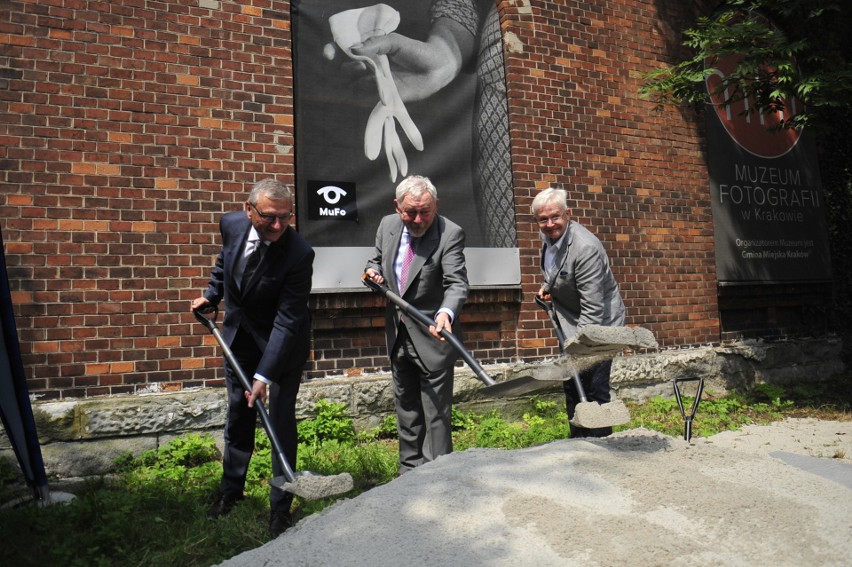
[504,0,719,350]
[0,0,743,400]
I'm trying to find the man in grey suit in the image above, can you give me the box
[364,175,469,474]
[533,187,625,438]
[191,179,314,537]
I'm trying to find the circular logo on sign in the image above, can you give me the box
[704,15,802,158]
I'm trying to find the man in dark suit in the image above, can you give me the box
[364,175,469,474]
[533,187,625,438]
[191,179,314,537]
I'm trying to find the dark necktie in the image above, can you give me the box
[241,241,267,289]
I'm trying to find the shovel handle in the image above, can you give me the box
[362,274,496,387]
[192,303,218,331]
[534,294,588,403]
[534,295,568,349]
[192,306,298,483]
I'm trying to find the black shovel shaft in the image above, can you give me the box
[193,306,297,483]
[534,295,589,403]
[362,275,496,387]
[534,295,567,347]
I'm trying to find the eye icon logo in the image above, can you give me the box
[306,180,358,222]
[317,185,347,205]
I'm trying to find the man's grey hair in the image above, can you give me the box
[531,187,568,216]
[249,178,293,205]
[395,175,438,203]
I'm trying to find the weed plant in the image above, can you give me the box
[1,376,849,566]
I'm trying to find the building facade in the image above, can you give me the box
[0,0,832,401]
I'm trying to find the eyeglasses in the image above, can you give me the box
[537,214,565,226]
[397,207,434,221]
[250,202,292,223]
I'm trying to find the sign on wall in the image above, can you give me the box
[291,0,519,290]
[706,43,832,284]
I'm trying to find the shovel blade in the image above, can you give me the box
[570,399,631,429]
[269,472,354,500]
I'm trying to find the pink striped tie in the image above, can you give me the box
[399,238,416,292]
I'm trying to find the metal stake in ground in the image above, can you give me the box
[193,307,354,500]
[673,376,705,442]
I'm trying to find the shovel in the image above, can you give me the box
[361,275,549,397]
[535,296,631,429]
[673,376,705,441]
[193,306,354,500]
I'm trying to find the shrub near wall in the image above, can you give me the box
[2,0,725,401]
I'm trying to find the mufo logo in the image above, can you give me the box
[306,180,358,221]
[704,15,802,158]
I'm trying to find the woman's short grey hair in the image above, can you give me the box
[395,175,438,203]
[249,178,293,205]
[531,187,568,216]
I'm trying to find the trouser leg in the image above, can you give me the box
[267,367,302,513]
[391,324,454,473]
[219,331,262,496]
[420,364,454,463]
[564,359,614,438]
[220,329,302,512]
[392,326,426,473]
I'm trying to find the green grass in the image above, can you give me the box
[1,375,849,567]
[625,378,852,439]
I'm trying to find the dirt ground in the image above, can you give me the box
[217,418,852,567]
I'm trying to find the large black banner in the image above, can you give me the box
[292,1,518,289]
[706,51,832,284]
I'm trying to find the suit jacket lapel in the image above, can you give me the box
[380,221,400,294]
[230,225,252,291]
[545,222,572,289]
[242,228,288,295]
[403,218,440,295]
[414,221,439,269]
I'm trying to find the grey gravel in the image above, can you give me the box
[217,419,852,567]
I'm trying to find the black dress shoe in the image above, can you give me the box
[207,492,244,520]
[269,510,293,537]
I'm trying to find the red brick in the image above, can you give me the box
[0,0,822,397]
